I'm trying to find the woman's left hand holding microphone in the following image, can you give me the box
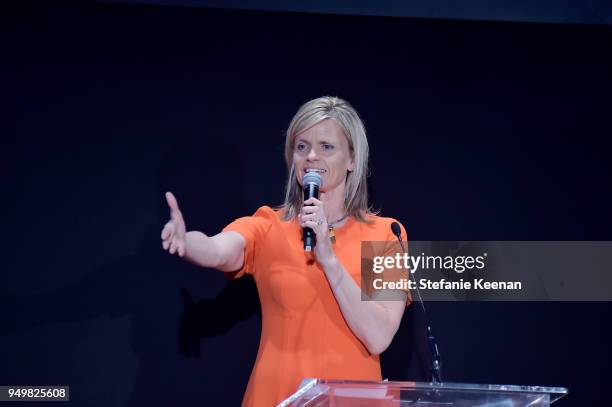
[299,197,336,266]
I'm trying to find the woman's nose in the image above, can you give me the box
[307,147,318,160]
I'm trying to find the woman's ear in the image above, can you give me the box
[348,158,355,173]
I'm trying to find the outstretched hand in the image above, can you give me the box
[161,191,187,257]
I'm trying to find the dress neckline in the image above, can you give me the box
[330,215,353,232]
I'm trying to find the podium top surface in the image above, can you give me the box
[278,379,569,407]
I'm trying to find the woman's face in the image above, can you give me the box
[293,119,354,193]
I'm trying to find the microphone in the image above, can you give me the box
[303,171,322,252]
[390,222,443,384]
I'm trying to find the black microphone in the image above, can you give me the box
[303,171,322,252]
[390,222,443,384]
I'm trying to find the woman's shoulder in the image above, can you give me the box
[223,205,283,238]
[361,212,401,229]
[354,212,407,240]
[249,205,286,223]
[252,205,277,216]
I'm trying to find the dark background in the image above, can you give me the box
[2,1,611,406]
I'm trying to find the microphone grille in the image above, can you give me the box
[303,171,322,187]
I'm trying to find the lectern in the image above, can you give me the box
[278,379,568,406]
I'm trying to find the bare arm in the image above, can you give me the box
[320,256,406,355]
[161,192,246,272]
[182,231,245,272]
[300,197,407,355]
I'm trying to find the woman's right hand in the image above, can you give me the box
[161,191,187,257]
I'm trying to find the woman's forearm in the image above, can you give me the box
[183,231,223,268]
[183,231,246,272]
[320,256,403,355]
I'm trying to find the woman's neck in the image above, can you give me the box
[319,186,347,223]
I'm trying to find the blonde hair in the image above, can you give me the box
[279,96,377,223]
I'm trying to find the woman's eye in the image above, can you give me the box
[296,143,306,151]
[323,144,334,150]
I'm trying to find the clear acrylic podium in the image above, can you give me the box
[278,379,568,406]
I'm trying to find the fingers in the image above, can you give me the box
[301,198,324,217]
[303,197,322,206]
[162,193,187,257]
[299,195,331,240]
[169,237,185,256]
[300,212,321,224]
[301,206,319,215]
[161,221,174,240]
[300,200,325,226]
[161,223,174,251]
[161,221,185,256]
[299,211,327,228]
[301,219,321,229]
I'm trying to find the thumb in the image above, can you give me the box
[165,191,182,216]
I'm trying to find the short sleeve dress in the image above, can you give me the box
[223,206,409,406]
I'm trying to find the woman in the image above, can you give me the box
[161,96,409,406]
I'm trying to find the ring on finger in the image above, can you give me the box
[316,218,323,226]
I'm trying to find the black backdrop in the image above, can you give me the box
[2,2,612,406]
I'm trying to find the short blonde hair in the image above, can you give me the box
[279,96,376,223]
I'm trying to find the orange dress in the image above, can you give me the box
[223,206,408,406]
